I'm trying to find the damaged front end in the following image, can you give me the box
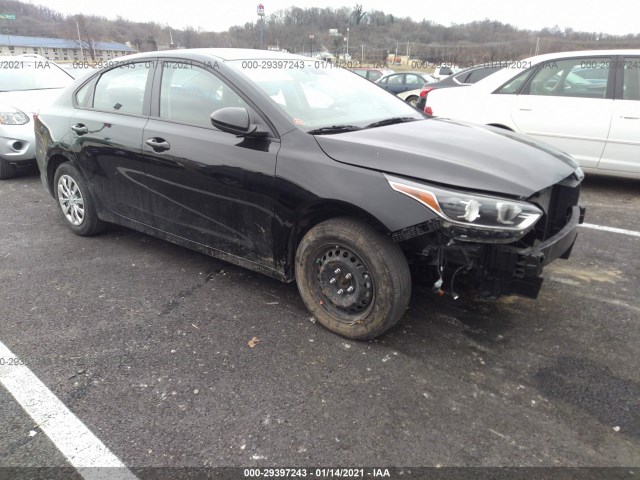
[387,170,586,300]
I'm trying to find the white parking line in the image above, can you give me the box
[0,340,138,480]
[580,223,640,237]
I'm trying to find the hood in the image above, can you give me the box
[314,118,578,198]
[0,89,65,115]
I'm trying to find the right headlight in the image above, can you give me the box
[386,174,543,243]
[0,106,29,125]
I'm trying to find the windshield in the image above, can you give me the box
[0,60,73,91]
[228,59,423,132]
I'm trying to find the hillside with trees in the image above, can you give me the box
[0,0,638,66]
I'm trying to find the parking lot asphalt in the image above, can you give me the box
[1,170,639,474]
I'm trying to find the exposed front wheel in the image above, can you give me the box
[295,217,411,339]
[54,162,105,236]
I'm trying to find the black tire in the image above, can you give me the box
[295,217,411,340]
[53,162,105,236]
[406,95,419,108]
[0,158,17,180]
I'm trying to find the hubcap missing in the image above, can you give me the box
[316,246,373,315]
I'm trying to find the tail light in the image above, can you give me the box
[419,87,435,97]
[424,106,433,116]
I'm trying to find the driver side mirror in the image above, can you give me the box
[210,107,269,137]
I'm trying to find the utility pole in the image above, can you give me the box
[346,27,349,59]
[361,44,364,65]
[76,20,85,62]
[257,4,265,49]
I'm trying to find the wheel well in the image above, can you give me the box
[285,203,390,279]
[46,154,70,196]
[487,123,513,131]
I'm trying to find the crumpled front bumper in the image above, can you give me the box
[485,205,586,298]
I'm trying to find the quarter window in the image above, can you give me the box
[159,62,248,128]
[93,63,151,115]
[526,58,610,99]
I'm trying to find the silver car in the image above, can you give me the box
[0,55,73,179]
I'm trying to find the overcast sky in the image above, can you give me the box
[38,0,638,35]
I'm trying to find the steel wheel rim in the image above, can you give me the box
[315,244,375,323]
[57,175,85,226]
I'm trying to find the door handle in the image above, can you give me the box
[519,108,533,111]
[71,124,88,135]
[620,116,640,120]
[145,138,170,152]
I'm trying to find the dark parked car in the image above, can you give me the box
[375,71,436,94]
[416,64,502,112]
[349,67,394,82]
[36,49,585,340]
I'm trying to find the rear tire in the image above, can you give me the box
[295,217,411,340]
[406,95,419,108]
[54,162,105,236]
[0,158,17,180]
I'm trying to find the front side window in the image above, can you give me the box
[622,57,640,101]
[526,57,610,99]
[93,63,151,115]
[159,62,248,128]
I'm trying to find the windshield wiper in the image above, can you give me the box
[307,125,363,135]
[364,117,419,129]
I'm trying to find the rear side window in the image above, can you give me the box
[622,58,640,101]
[405,74,423,86]
[466,66,500,84]
[93,63,151,115]
[525,58,610,99]
[495,68,536,94]
[368,71,383,82]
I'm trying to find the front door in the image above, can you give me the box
[142,60,279,266]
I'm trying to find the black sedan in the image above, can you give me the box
[35,49,584,340]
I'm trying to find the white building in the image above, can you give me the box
[0,35,135,62]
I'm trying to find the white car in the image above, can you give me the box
[0,55,73,179]
[425,50,640,179]
[432,64,461,80]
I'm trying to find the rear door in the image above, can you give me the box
[511,56,615,169]
[69,61,154,223]
[599,56,640,174]
[141,60,279,265]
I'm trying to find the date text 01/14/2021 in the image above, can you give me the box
[243,468,391,477]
